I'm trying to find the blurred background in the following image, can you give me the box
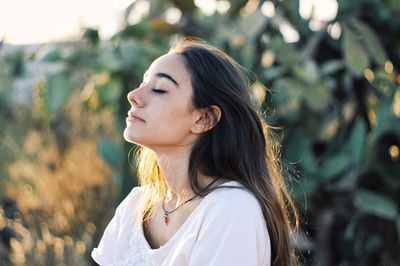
[0,0,399,265]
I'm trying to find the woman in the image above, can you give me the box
[91,38,298,266]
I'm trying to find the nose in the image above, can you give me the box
[127,89,144,108]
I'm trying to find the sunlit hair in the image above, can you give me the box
[136,38,298,266]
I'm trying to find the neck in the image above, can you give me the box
[153,146,215,205]
[154,146,194,203]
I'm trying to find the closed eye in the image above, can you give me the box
[152,88,167,94]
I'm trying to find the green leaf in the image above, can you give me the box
[83,28,99,45]
[97,48,123,72]
[118,41,140,67]
[263,66,284,81]
[352,20,387,65]
[321,60,345,75]
[397,217,400,238]
[292,176,318,199]
[119,23,152,39]
[96,79,123,105]
[97,138,123,168]
[276,78,304,99]
[345,119,366,165]
[320,153,351,179]
[299,143,319,174]
[303,83,331,111]
[344,215,358,240]
[354,189,398,220]
[273,78,303,116]
[171,0,196,13]
[40,46,61,62]
[370,97,393,145]
[47,72,74,113]
[304,60,319,84]
[239,10,268,39]
[377,165,400,188]
[284,135,318,174]
[364,234,382,252]
[342,25,369,76]
[270,37,302,65]
[294,60,319,84]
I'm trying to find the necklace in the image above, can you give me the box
[161,178,221,225]
[162,193,198,225]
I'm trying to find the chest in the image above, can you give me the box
[142,199,202,249]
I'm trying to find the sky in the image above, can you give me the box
[0,0,132,44]
[0,0,338,45]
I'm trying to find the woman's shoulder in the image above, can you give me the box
[115,185,146,215]
[213,181,259,204]
[126,185,146,200]
[203,181,265,221]
[195,180,270,246]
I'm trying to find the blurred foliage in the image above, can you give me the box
[1,0,400,265]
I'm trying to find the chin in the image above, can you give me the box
[123,128,137,144]
[123,129,148,147]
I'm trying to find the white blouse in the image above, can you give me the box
[91,181,271,266]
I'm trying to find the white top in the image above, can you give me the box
[91,181,271,266]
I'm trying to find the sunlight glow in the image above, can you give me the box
[279,21,300,43]
[216,0,231,14]
[165,7,182,24]
[327,22,341,39]
[364,68,375,82]
[385,61,394,74]
[261,1,276,18]
[299,0,338,22]
[1,0,339,45]
[127,0,150,25]
[194,0,217,16]
[261,50,275,67]
[389,145,399,160]
[393,89,400,118]
[309,19,325,31]
[0,0,130,44]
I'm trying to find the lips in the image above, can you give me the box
[127,111,146,123]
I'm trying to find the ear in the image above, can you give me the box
[191,105,222,134]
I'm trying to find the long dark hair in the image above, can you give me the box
[137,38,298,266]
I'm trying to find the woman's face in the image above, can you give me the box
[124,53,200,150]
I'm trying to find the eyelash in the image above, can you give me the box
[152,88,166,94]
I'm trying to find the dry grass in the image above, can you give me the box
[1,92,121,265]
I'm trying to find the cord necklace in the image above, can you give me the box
[161,177,221,225]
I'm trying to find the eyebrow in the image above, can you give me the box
[155,72,180,87]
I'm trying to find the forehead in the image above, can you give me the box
[146,53,191,84]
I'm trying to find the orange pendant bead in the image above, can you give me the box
[163,213,169,225]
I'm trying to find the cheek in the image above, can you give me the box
[154,108,193,137]
[154,97,193,129]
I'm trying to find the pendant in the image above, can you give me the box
[163,212,169,225]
